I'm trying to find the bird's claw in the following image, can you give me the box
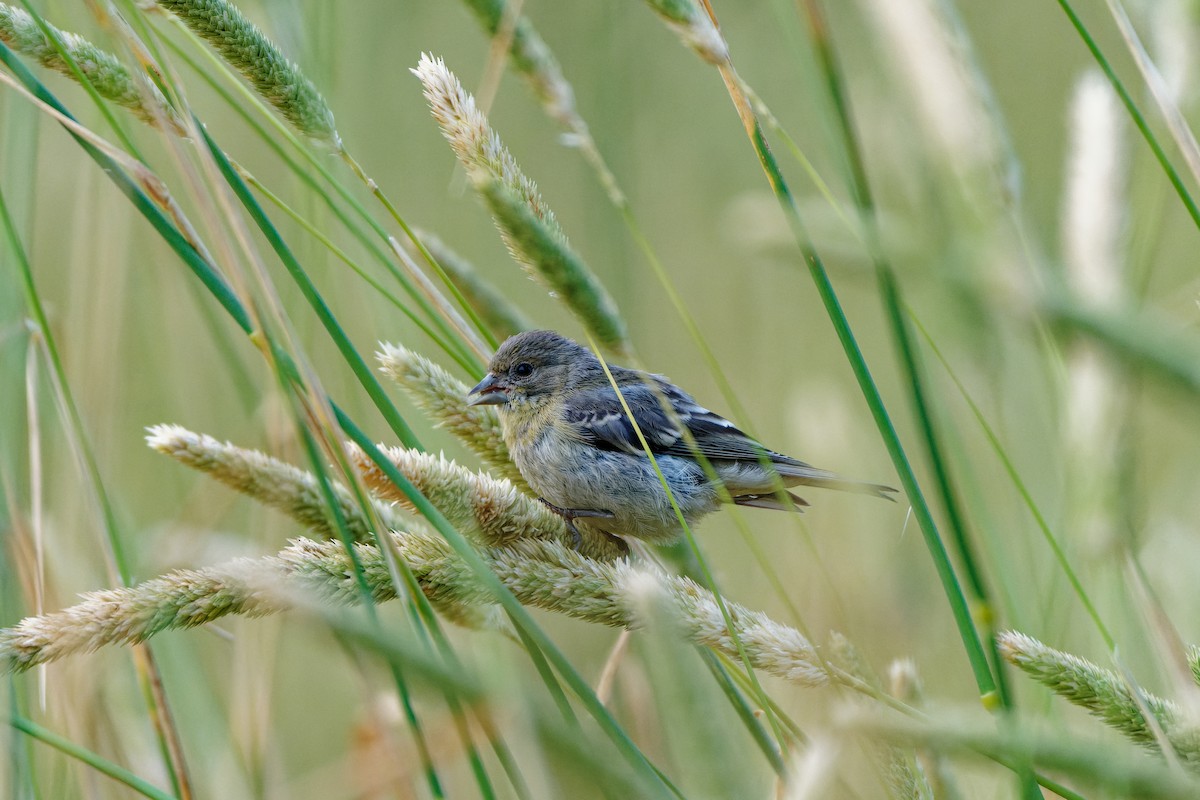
[564,520,583,551]
[537,498,615,550]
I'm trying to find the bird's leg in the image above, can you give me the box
[537,498,615,550]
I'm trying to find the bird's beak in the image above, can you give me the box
[467,373,509,406]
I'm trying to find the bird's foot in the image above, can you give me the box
[537,498,615,550]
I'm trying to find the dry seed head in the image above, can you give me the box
[274,534,502,631]
[611,561,828,686]
[999,631,1200,764]
[3,530,828,687]
[0,530,497,671]
[0,555,287,672]
[412,54,630,356]
[488,541,828,684]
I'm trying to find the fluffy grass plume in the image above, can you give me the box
[154,0,337,141]
[344,441,628,561]
[376,341,529,490]
[412,53,630,356]
[147,424,415,542]
[999,631,1200,766]
[1,513,826,688]
[0,3,179,129]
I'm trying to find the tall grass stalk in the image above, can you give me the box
[152,11,491,369]
[782,22,1041,799]
[1054,0,1200,230]
[2,33,498,798]
[11,716,177,800]
[0,179,193,798]
[1100,0,1200,191]
[7,0,1200,796]
[456,1,856,653]
[650,0,998,714]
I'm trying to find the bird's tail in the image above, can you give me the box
[775,464,898,501]
[733,491,810,512]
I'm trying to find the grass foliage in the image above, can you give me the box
[3,0,1200,797]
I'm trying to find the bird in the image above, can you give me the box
[467,330,896,546]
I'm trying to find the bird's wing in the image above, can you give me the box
[560,376,897,499]
[561,375,796,465]
[559,379,682,456]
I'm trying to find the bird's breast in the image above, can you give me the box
[511,427,720,543]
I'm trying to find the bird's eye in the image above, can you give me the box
[513,362,534,378]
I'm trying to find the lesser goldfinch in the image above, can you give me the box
[469,330,895,545]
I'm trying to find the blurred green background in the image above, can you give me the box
[3,0,1200,796]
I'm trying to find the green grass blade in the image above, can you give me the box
[11,715,176,800]
[335,413,681,800]
[749,119,996,701]
[699,650,788,777]
[913,313,1115,649]
[1054,0,1200,230]
[0,168,192,798]
[197,123,422,450]
[1044,294,1200,394]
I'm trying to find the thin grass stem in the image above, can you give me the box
[0,173,194,800]
[1054,0,1200,231]
[674,1,997,707]
[587,337,791,755]
[157,19,485,371]
[11,716,177,800]
[912,313,1115,649]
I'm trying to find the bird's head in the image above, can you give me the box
[468,330,593,411]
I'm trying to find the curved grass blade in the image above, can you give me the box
[11,716,176,800]
[1054,0,1200,231]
